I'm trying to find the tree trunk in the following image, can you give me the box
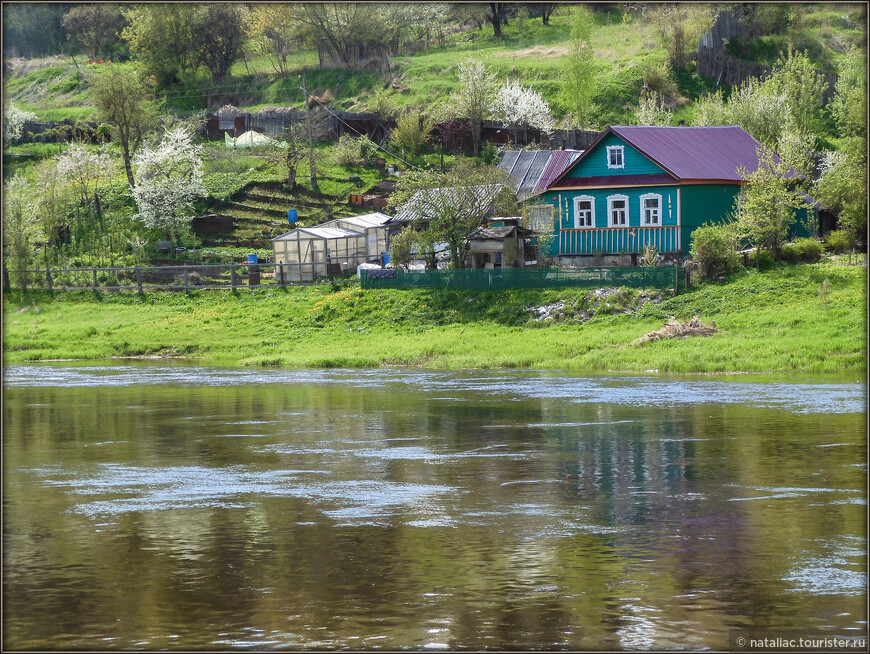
[489,3,503,37]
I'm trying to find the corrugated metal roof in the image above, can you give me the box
[468,225,535,239]
[390,185,503,224]
[499,150,583,200]
[535,150,582,192]
[336,212,392,229]
[548,126,772,189]
[611,125,767,181]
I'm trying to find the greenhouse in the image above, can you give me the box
[272,213,391,282]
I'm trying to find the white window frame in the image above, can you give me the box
[640,193,662,225]
[573,195,596,229]
[606,145,625,169]
[607,194,629,227]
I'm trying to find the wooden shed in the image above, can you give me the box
[468,224,537,269]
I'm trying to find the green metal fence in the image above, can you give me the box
[360,266,685,292]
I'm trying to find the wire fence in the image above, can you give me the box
[360,266,686,292]
[4,264,687,293]
[2,262,354,293]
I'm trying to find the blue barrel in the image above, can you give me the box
[382,252,390,265]
[288,209,298,225]
[247,254,258,265]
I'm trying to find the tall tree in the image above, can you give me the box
[451,58,497,156]
[299,3,397,70]
[735,145,811,266]
[2,3,68,59]
[815,53,867,262]
[558,5,597,131]
[130,127,205,242]
[246,4,302,79]
[3,174,43,289]
[121,4,199,85]
[90,65,160,188]
[62,4,125,59]
[487,3,508,38]
[192,4,247,84]
[390,159,517,268]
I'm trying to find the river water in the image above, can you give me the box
[3,364,866,650]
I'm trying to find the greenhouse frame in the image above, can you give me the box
[272,213,391,282]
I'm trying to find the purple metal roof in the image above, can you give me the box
[535,150,582,193]
[550,173,676,188]
[609,125,767,181]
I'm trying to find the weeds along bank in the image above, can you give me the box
[3,262,866,374]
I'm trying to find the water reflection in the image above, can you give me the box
[3,365,866,650]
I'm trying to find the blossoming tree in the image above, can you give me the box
[130,127,205,241]
[489,80,555,145]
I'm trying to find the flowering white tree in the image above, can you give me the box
[56,144,117,210]
[451,58,497,156]
[130,127,205,241]
[4,104,37,146]
[635,91,673,126]
[489,80,555,144]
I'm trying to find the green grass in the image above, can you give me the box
[4,261,865,374]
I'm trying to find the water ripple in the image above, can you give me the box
[4,365,865,414]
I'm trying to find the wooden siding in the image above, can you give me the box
[554,226,681,255]
[563,133,668,179]
[679,183,740,254]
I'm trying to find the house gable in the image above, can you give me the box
[558,131,672,183]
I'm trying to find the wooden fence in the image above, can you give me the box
[2,262,357,293]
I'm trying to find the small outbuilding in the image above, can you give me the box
[468,224,537,269]
[272,212,391,282]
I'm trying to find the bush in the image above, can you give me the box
[752,249,776,270]
[688,223,743,278]
[781,237,823,263]
[823,229,851,253]
[332,133,378,166]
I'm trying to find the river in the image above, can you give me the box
[3,364,866,650]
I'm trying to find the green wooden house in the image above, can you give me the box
[530,125,816,262]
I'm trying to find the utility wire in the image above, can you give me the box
[305,93,420,172]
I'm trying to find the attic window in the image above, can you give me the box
[606,145,624,169]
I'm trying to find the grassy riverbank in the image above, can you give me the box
[3,261,866,374]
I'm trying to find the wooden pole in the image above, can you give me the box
[231,265,237,289]
[184,267,189,289]
[93,268,98,288]
[46,268,53,291]
[136,266,142,293]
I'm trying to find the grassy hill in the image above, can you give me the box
[6,4,864,125]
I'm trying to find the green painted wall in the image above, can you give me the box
[542,186,679,230]
[564,133,667,178]
[679,183,740,254]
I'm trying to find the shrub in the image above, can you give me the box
[752,249,776,270]
[823,229,851,253]
[781,237,823,263]
[688,223,743,278]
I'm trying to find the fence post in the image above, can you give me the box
[136,266,142,293]
[278,262,284,286]
[184,267,189,289]
[674,264,679,294]
[231,265,237,289]
[46,268,53,291]
[92,268,97,289]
